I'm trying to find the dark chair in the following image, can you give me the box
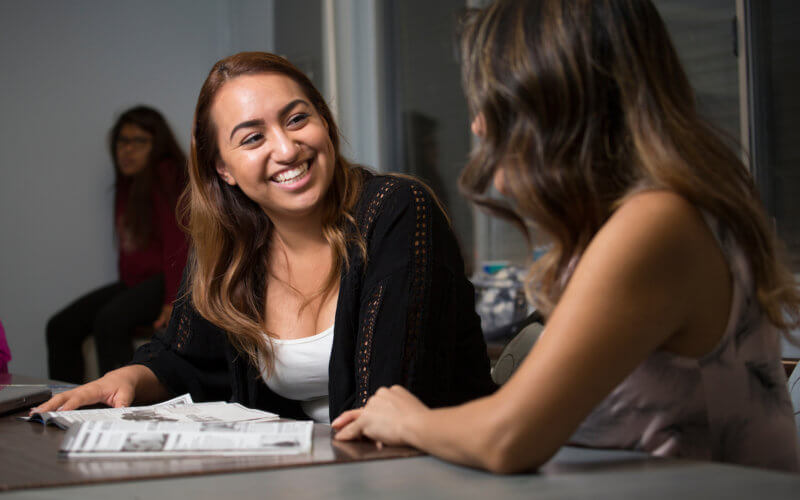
[491,314,545,385]
[788,363,800,439]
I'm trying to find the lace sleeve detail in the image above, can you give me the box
[353,176,434,400]
[358,177,401,237]
[174,305,192,352]
[403,183,432,386]
[357,283,385,406]
[139,299,193,362]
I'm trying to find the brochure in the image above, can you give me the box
[25,393,278,430]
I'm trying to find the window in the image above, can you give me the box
[744,0,800,270]
[381,0,477,268]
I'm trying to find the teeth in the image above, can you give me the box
[272,162,309,183]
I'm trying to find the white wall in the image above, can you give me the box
[0,0,273,377]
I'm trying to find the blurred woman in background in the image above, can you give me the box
[46,106,188,384]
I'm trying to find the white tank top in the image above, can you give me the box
[260,325,333,423]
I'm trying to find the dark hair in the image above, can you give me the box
[110,106,186,248]
[185,52,364,371]
[458,0,800,329]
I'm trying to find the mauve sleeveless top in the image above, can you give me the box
[569,214,800,471]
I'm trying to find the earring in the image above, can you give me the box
[219,172,235,186]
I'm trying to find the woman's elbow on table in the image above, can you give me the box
[462,398,559,474]
[480,426,556,474]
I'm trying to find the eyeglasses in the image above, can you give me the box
[116,136,152,148]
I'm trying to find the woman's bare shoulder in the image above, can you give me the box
[602,190,713,255]
[572,189,724,312]
[580,189,728,329]
[614,190,700,225]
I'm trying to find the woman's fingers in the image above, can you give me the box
[333,389,397,441]
[53,385,103,411]
[334,385,429,447]
[55,394,89,412]
[332,409,365,440]
[110,387,135,408]
[30,392,68,414]
[31,386,91,413]
[334,418,365,441]
[31,374,134,413]
[331,408,362,430]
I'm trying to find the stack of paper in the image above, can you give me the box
[25,393,313,458]
[60,420,314,458]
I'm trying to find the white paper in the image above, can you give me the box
[60,420,313,458]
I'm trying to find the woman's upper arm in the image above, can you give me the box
[492,192,713,466]
[353,181,425,402]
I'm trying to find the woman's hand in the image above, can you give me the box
[152,304,173,329]
[332,385,429,447]
[30,365,152,413]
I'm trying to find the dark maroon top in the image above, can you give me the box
[115,162,187,305]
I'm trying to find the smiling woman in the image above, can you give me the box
[34,52,496,423]
[213,74,336,222]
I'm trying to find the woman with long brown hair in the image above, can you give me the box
[46,106,188,384]
[334,0,800,472]
[36,52,495,422]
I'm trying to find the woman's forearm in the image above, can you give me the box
[402,392,555,473]
[123,364,170,404]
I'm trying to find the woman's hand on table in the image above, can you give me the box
[30,365,145,413]
[332,385,429,447]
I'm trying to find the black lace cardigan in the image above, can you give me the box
[131,171,497,420]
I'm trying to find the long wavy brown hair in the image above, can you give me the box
[458,0,800,331]
[184,52,364,372]
[111,106,186,249]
